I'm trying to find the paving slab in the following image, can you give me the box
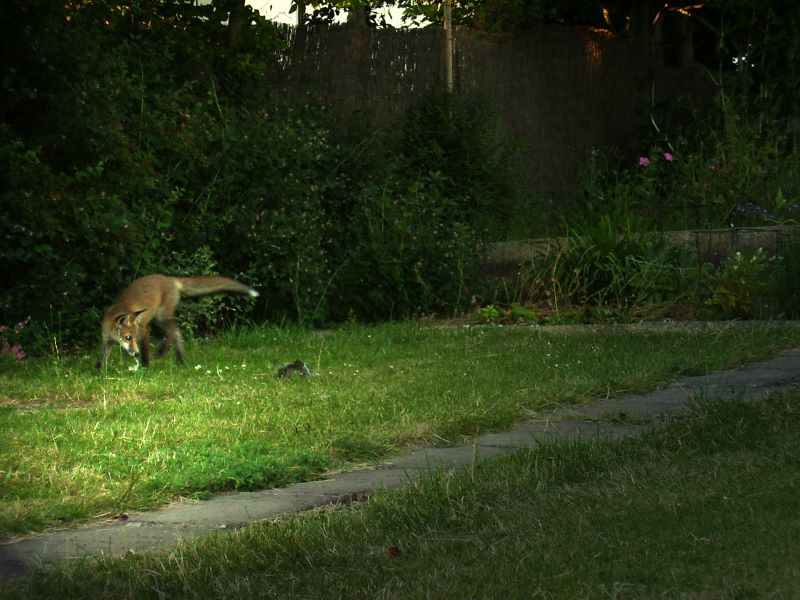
[474,420,652,447]
[2,346,800,578]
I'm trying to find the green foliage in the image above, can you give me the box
[399,93,529,239]
[520,218,798,320]
[575,123,800,233]
[529,215,703,310]
[547,85,800,320]
[396,0,607,31]
[471,302,538,325]
[703,248,780,319]
[567,0,800,234]
[0,3,528,354]
[472,303,502,324]
[326,92,532,322]
[6,0,796,355]
[776,239,800,317]
[335,170,481,322]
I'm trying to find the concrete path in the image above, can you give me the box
[2,348,800,577]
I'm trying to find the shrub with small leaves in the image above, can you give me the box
[704,248,778,319]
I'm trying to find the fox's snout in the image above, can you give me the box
[118,338,139,356]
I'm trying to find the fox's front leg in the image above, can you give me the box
[139,332,152,368]
[96,339,114,369]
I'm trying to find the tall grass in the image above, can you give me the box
[1,321,798,538]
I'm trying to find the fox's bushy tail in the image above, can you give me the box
[177,276,259,298]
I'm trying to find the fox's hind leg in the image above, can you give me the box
[160,319,185,366]
[156,335,171,358]
[156,290,184,365]
[155,323,172,358]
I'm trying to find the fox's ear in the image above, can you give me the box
[133,309,148,324]
[114,313,128,328]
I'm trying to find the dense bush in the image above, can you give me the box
[0,1,528,357]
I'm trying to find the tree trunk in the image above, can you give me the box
[227,0,247,49]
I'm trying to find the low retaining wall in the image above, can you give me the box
[485,225,800,279]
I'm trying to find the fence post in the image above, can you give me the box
[444,0,453,92]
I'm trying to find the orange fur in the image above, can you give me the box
[97,275,258,368]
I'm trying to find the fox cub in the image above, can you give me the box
[97,274,258,368]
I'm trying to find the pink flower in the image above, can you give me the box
[708,162,718,172]
[1,339,25,360]
[638,156,650,167]
[663,152,674,162]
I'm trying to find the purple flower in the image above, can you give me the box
[638,156,650,168]
[663,152,674,162]
[708,162,718,172]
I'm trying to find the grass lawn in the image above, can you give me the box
[1,321,799,542]
[4,382,800,598]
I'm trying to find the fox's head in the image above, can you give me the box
[113,310,147,356]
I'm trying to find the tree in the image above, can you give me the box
[291,0,392,27]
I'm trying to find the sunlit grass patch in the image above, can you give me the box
[1,321,798,539]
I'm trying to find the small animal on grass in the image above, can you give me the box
[97,274,258,369]
[277,360,310,378]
